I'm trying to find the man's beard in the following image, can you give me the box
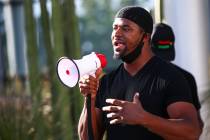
[113,42,144,63]
[113,46,127,60]
[121,43,143,63]
[113,34,145,63]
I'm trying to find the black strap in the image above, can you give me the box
[86,94,94,140]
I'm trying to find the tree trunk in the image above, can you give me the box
[23,0,45,139]
[51,0,74,139]
[62,0,82,139]
[24,0,41,98]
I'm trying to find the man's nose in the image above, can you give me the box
[113,28,122,37]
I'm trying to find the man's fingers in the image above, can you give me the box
[107,112,118,118]
[79,81,98,97]
[103,100,126,125]
[79,76,98,89]
[102,106,123,112]
[109,116,124,124]
[80,76,98,87]
[133,92,140,104]
[106,99,125,106]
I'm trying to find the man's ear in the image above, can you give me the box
[143,33,150,42]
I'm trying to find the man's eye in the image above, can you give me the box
[113,26,117,30]
[123,27,130,31]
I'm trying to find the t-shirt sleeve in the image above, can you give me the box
[164,72,193,107]
[185,74,201,110]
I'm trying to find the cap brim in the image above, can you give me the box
[153,48,175,61]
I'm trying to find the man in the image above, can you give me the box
[78,6,201,140]
[151,22,203,129]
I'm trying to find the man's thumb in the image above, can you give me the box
[133,92,140,104]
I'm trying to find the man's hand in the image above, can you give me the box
[79,68,102,99]
[102,92,146,125]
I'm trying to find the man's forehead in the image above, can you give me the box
[113,18,132,26]
[113,18,143,30]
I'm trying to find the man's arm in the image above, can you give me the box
[142,102,201,140]
[103,93,201,140]
[78,68,105,140]
[78,98,105,140]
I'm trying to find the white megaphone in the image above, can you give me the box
[56,52,107,88]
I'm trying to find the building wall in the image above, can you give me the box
[163,0,210,139]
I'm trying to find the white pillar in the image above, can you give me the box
[12,2,27,77]
[163,0,209,96]
[0,37,3,91]
[163,0,210,139]
[3,0,17,77]
[2,0,27,78]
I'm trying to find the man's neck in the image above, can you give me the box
[124,50,154,76]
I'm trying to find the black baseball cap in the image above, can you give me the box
[151,23,175,61]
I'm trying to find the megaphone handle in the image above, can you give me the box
[86,94,94,140]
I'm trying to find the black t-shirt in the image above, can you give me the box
[96,56,193,140]
[170,63,201,110]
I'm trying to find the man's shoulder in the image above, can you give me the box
[153,57,188,83]
[153,56,179,75]
[171,63,195,79]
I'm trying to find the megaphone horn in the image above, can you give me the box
[56,52,107,88]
